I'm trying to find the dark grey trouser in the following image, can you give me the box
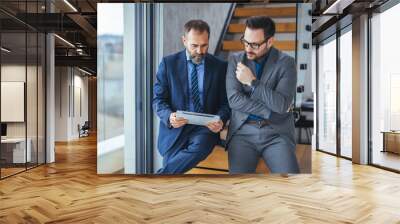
[228,123,300,174]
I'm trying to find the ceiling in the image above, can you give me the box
[0,0,101,74]
[310,0,390,43]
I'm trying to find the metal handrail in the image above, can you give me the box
[214,3,237,56]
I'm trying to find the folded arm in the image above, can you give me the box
[226,55,272,120]
[250,57,297,114]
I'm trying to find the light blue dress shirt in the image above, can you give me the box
[186,51,205,112]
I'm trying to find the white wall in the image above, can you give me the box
[1,65,26,139]
[1,63,46,164]
[162,3,232,55]
[1,65,35,138]
[55,67,89,141]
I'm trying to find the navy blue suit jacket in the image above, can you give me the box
[153,50,230,156]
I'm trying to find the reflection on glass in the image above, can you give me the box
[97,4,125,174]
[318,37,337,154]
[371,4,400,171]
[38,33,46,165]
[340,30,352,158]
[0,1,46,179]
[27,31,38,169]
[1,31,27,177]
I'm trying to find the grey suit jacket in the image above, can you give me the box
[226,47,297,146]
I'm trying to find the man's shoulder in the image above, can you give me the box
[162,50,185,64]
[228,51,246,62]
[274,48,295,65]
[206,53,227,67]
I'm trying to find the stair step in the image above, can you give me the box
[195,145,269,173]
[228,23,296,34]
[193,144,311,174]
[197,145,228,170]
[222,40,296,51]
[234,7,296,18]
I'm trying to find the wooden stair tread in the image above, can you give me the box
[197,145,228,170]
[234,7,296,18]
[228,23,296,33]
[193,144,312,174]
[195,145,270,174]
[186,168,228,174]
[223,40,296,51]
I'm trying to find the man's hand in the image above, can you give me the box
[206,120,224,133]
[236,62,256,86]
[169,112,188,128]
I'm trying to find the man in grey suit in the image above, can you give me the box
[226,16,300,174]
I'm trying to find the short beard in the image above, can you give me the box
[190,53,204,64]
[248,46,270,61]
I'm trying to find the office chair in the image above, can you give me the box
[79,121,90,138]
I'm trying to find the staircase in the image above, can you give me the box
[216,3,298,60]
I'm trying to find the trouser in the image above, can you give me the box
[157,125,217,174]
[228,123,300,174]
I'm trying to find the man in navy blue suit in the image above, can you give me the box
[153,20,230,174]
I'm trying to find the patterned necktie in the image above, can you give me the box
[190,62,203,113]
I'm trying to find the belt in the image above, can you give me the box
[245,119,271,128]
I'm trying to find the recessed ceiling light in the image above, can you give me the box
[323,0,354,15]
[63,0,78,12]
[1,47,11,53]
[54,34,75,48]
[78,67,93,76]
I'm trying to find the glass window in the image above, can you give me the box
[371,3,400,171]
[339,28,352,158]
[317,36,337,154]
[97,4,125,174]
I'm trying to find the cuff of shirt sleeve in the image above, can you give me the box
[165,111,173,129]
[250,79,261,95]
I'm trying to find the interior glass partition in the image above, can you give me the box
[1,30,28,177]
[0,1,46,179]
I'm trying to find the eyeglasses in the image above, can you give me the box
[240,36,270,50]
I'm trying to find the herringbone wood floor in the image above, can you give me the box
[1,134,400,223]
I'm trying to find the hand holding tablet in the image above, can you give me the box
[176,110,221,126]
[169,112,188,128]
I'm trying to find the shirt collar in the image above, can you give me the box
[185,50,205,65]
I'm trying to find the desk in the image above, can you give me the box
[381,131,400,154]
[1,138,31,163]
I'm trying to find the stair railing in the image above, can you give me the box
[214,3,237,57]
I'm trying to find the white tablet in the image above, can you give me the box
[176,110,220,126]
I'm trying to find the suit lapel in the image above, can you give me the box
[260,47,278,84]
[177,51,189,108]
[203,54,213,108]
